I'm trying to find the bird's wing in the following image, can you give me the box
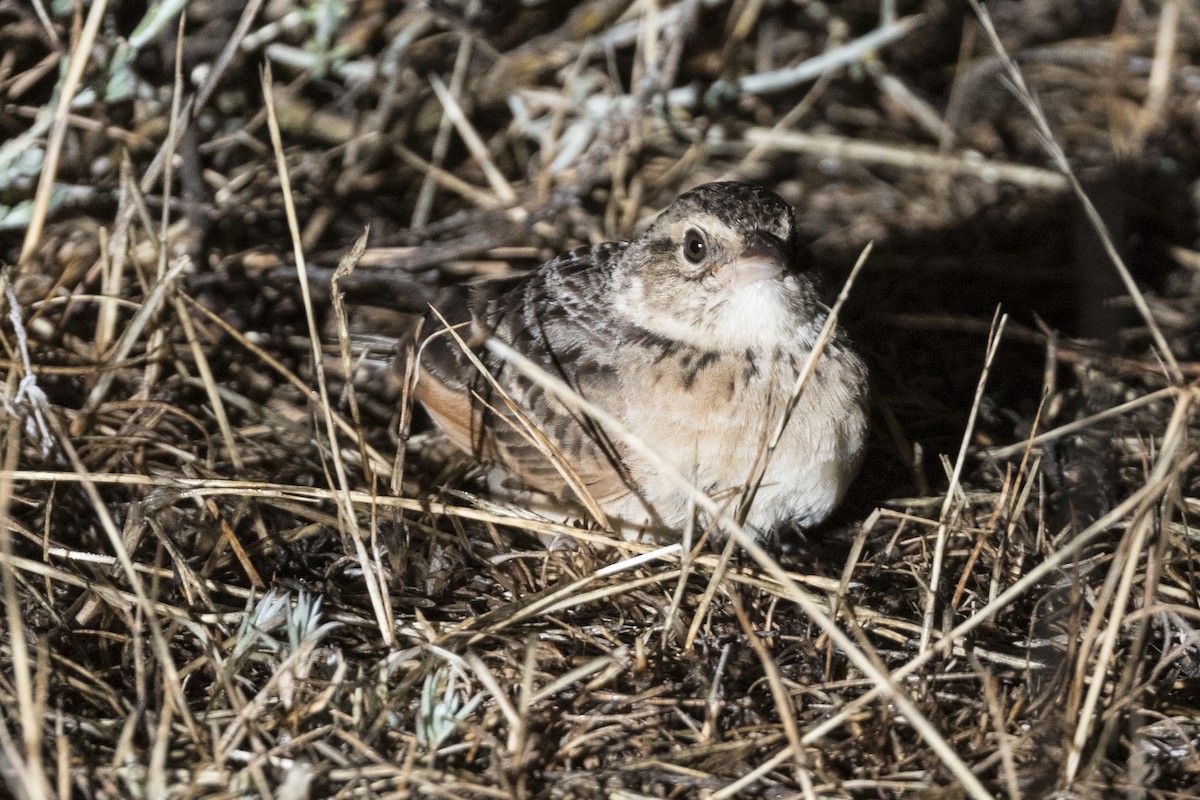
[415,256,639,517]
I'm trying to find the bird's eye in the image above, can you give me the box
[683,229,707,264]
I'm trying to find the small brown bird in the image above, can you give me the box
[415,182,868,538]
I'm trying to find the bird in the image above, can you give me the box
[412,182,869,539]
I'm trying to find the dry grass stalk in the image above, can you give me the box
[2,2,1199,797]
[920,311,1007,654]
[263,63,395,646]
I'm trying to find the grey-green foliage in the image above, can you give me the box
[301,0,352,78]
[231,588,335,665]
[4,1,191,226]
[417,665,483,751]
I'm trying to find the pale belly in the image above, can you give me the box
[606,345,868,536]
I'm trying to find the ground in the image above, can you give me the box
[1,1,1199,798]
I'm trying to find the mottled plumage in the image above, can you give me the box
[415,182,869,538]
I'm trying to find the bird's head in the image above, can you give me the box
[613,182,820,350]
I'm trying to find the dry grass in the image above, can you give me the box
[2,1,1200,797]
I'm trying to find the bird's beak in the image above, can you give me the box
[718,230,788,289]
